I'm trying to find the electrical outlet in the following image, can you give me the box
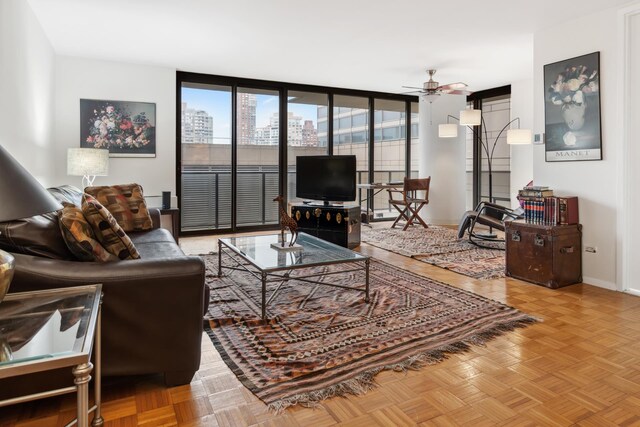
[585,246,597,253]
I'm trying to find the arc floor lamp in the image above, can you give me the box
[438,108,532,204]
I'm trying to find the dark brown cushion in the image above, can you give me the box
[82,195,140,261]
[58,203,117,262]
[0,212,74,260]
[85,184,153,232]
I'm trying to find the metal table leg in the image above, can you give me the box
[72,363,93,427]
[92,298,103,427]
[218,240,223,277]
[261,271,267,320]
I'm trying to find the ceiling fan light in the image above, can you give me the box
[423,93,440,103]
[460,109,482,126]
[438,124,458,138]
[507,129,532,145]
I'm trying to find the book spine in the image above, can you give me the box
[519,190,554,198]
[558,197,579,225]
[559,199,567,225]
[538,200,543,224]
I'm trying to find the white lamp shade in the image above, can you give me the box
[423,93,440,104]
[438,123,458,138]
[67,148,109,176]
[459,109,482,126]
[507,129,532,145]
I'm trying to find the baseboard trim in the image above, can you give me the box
[625,288,640,297]
[582,276,617,291]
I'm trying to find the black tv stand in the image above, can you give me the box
[290,203,360,249]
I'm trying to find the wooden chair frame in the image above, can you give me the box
[387,177,431,231]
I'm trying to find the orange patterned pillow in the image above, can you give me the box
[82,195,140,260]
[58,203,118,262]
[84,183,153,232]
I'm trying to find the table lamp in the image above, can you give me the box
[0,145,63,303]
[67,148,109,189]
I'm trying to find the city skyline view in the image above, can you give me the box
[182,87,320,145]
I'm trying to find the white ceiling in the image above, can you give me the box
[28,0,628,94]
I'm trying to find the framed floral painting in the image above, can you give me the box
[80,99,156,157]
[544,52,601,162]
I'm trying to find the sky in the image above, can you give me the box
[182,87,319,144]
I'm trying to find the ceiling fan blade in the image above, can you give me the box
[400,90,424,95]
[439,82,468,90]
[440,89,473,95]
[401,85,424,90]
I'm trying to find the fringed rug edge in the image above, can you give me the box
[265,314,539,413]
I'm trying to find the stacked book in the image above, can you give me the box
[518,186,579,225]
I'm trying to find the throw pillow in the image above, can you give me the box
[82,195,141,260]
[84,183,153,232]
[58,202,118,262]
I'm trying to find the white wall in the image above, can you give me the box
[509,78,534,207]
[418,96,467,225]
[620,5,640,294]
[0,0,55,185]
[54,56,176,202]
[533,7,619,289]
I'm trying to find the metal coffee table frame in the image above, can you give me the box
[0,284,103,427]
[218,233,370,320]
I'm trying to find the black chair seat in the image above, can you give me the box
[457,202,522,248]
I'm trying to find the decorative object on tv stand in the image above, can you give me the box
[67,148,109,189]
[543,52,601,162]
[80,99,157,157]
[273,195,299,248]
[0,144,62,303]
[438,110,532,204]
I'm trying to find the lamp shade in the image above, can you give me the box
[438,123,458,138]
[423,93,440,104]
[459,109,482,126]
[0,145,62,222]
[67,148,109,177]
[507,129,532,145]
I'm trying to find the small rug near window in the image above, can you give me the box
[203,255,536,411]
[362,226,505,280]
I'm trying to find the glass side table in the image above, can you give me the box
[0,284,103,427]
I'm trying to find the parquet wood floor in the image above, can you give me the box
[2,229,640,426]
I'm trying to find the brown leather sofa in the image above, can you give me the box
[1,186,207,386]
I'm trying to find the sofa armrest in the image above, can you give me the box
[10,253,207,378]
[149,208,162,229]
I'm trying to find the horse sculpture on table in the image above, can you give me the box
[273,195,298,247]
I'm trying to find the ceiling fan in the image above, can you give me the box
[402,69,472,102]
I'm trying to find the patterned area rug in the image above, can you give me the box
[203,255,536,411]
[362,226,506,280]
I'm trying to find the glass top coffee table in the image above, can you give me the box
[0,285,103,427]
[217,232,370,319]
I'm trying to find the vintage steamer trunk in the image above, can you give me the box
[505,220,582,288]
[291,204,361,249]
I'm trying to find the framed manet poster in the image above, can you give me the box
[80,99,156,157]
[543,52,602,162]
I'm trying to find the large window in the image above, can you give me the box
[236,88,280,227]
[287,91,329,205]
[180,83,232,231]
[410,102,420,178]
[333,95,369,197]
[373,99,406,219]
[465,89,511,209]
[177,72,417,234]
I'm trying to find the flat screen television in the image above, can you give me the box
[296,155,356,204]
